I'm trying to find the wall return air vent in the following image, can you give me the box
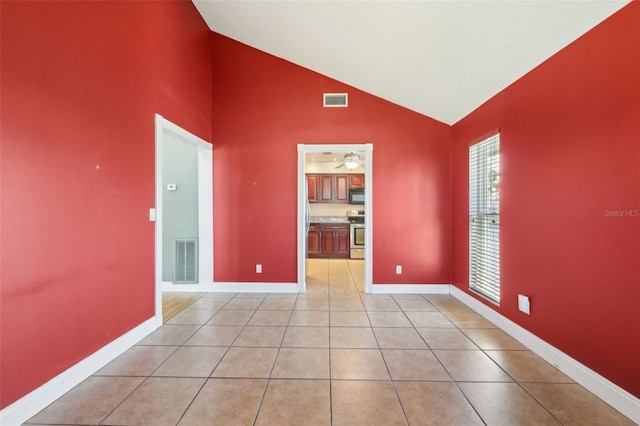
[174,238,198,284]
[323,93,348,107]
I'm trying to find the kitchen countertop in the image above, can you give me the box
[310,216,350,224]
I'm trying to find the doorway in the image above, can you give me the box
[297,143,373,293]
[154,114,213,326]
[306,258,365,295]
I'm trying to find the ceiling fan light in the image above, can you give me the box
[343,152,360,169]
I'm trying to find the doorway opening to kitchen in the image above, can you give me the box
[297,144,373,293]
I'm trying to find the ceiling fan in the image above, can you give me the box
[307,152,365,170]
[334,152,363,170]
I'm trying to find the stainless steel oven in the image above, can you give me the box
[350,223,365,259]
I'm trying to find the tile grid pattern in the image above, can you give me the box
[26,260,634,425]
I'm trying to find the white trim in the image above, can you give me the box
[154,115,164,327]
[297,147,306,293]
[0,318,157,426]
[297,143,373,294]
[450,286,640,424]
[154,114,213,327]
[162,282,459,295]
[197,146,213,284]
[210,282,299,293]
[161,282,298,293]
[371,284,450,294]
[362,144,373,294]
[162,281,215,292]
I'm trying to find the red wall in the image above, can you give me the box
[5,0,633,412]
[0,1,212,408]
[211,34,451,285]
[451,2,639,397]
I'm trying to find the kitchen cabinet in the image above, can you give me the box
[349,174,365,189]
[333,225,351,257]
[308,223,350,258]
[306,174,349,203]
[307,175,318,203]
[334,175,349,203]
[318,175,334,203]
[307,224,322,257]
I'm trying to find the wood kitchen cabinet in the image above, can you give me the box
[306,174,349,203]
[308,223,350,258]
[332,225,350,257]
[349,174,365,189]
[318,174,334,203]
[307,175,318,203]
[334,175,349,203]
[307,224,322,257]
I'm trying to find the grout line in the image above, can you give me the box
[368,311,411,426]
[35,262,626,425]
[96,376,149,424]
[174,376,210,426]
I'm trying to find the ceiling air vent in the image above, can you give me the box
[323,93,348,107]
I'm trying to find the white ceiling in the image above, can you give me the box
[193,0,629,125]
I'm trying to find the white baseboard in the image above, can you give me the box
[0,317,158,426]
[161,282,299,293]
[211,282,299,293]
[161,282,450,295]
[371,284,450,294]
[450,286,640,424]
[162,281,216,292]
[7,285,636,425]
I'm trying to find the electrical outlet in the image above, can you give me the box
[256,264,262,274]
[518,294,530,315]
[395,265,402,274]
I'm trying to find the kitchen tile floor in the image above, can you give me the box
[25,259,634,425]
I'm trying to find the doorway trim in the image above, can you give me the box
[297,143,373,293]
[154,114,213,326]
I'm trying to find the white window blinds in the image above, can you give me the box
[469,134,500,303]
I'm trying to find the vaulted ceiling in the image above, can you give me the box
[193,0,630,125]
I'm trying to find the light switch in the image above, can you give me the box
[518,294,530,315]
[167,184,177,191]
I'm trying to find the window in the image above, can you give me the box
[469,133,500,303]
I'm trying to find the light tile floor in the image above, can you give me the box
[25,259,634,425]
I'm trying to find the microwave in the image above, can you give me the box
[349,188,365,205]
